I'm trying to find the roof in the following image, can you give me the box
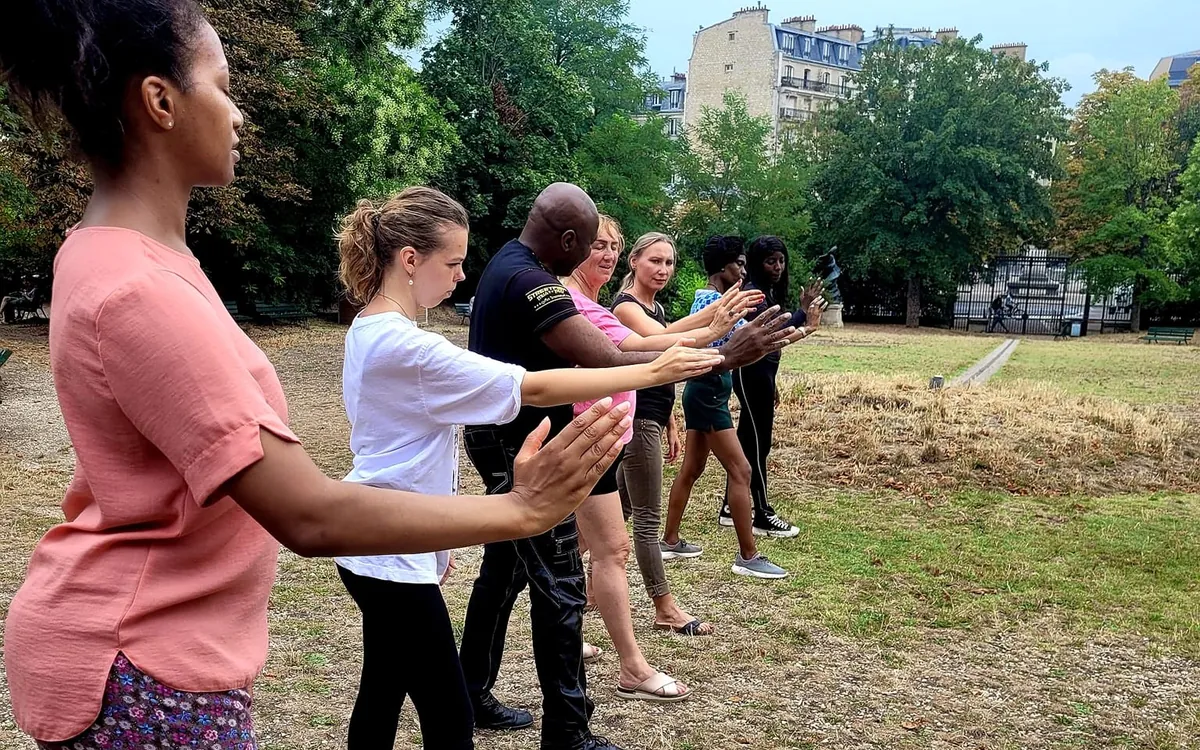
[1151,50,1200,87]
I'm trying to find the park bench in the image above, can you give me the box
[1141,327,1194,345]
[454,302,472,324]
[224,300,310,323]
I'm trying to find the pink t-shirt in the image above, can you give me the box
[3,227,299,742]
[569,288,635,444]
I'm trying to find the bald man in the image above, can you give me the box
[461,184,793,750]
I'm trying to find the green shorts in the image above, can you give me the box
[682,371,734,433]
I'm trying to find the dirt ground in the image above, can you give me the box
[1,320,1198,750]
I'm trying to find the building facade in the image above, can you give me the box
[1151,50,1200,89]
[642,72,687,138]
[678,5,1024,144]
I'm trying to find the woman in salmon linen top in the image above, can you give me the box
[0,1,629,747]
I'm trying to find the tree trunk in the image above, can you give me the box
[1130,299,1142,333]
[905,276,921,328]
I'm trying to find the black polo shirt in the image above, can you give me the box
[469,239,580,444]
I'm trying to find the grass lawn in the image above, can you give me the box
[996,337,1200,406]
[2,319,1198,750]
[781,325,998,380]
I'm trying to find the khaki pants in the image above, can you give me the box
[616,418,670,599]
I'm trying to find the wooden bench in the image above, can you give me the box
[1142,327,1194,344]
[454,302,472,324]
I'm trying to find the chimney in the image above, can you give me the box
[991,42,1028,62]
[732,2,770,22]
[912,27,933,39]
[781,14,816,33]
[818,24,864,43]
[936,27,959,43]
[672,71,686,82]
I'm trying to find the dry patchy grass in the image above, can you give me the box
[767,372,1200,498]
[2,321,1199,750]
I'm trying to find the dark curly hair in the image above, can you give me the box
[702,235,745,276]
[0,0,207,165]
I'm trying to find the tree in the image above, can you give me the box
[0,0,456,307]
[576,114,677,240]
[1168,140,1200,299]
[422,0,653,277]
[811,36,1068,326]
[1064,71,1184,329]
[1177,63,1200,168]
[674,91,812,258]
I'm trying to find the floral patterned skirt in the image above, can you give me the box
[37,653,256,750]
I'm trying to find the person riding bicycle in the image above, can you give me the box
[987,292,1016,333]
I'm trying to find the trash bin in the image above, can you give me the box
[1069,318,1082,338]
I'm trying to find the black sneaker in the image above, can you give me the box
[473,692,534,731]
[752,513,799,538]
[542,734,623,750]
[718,503,734,528]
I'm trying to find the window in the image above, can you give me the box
[822,42,831,60]
[841,76,849,94]
[667,118,681,137]
[803,37,812,55]
[803,68,811,82]
[839,45,850,64]
[784,64,794,79]
[725,63,734,73]
[823,72,831,85]
[669,89,681,109]
[728,31,736,41]
[782,34,795,52]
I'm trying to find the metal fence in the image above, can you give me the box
[953,253,1132,335]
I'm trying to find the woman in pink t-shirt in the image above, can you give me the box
[0,2,634,747]
[561,214,759,702]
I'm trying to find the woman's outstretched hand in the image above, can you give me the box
[652,340,724,383]
[509,398,633,534]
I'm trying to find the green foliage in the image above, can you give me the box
[1064,71,1185,325]
[1168,141,1200,299]
[812,36,1069,326]
[576,113,677,240]
[674,91,813,263]
[422,0,653,275]
[664,253,707,321]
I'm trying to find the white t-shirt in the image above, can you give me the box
[336,312,526,584]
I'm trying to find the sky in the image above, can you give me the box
[626,0,1196,107]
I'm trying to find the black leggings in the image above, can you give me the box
[726,357,780,518]
[337,565,474,750]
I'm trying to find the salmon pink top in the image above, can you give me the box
[568,288,636,444]
[3,227,299,742]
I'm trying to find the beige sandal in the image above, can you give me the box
[616,671,691,703]
[582,642,603,664]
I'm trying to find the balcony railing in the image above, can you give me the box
[780,76,853,96]
[779,108,814,122]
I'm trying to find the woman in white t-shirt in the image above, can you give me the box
[333,187,721,750]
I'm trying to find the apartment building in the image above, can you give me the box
[1151,49,1200,88]
[677,4,1022,144]
[642,72,687,138]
